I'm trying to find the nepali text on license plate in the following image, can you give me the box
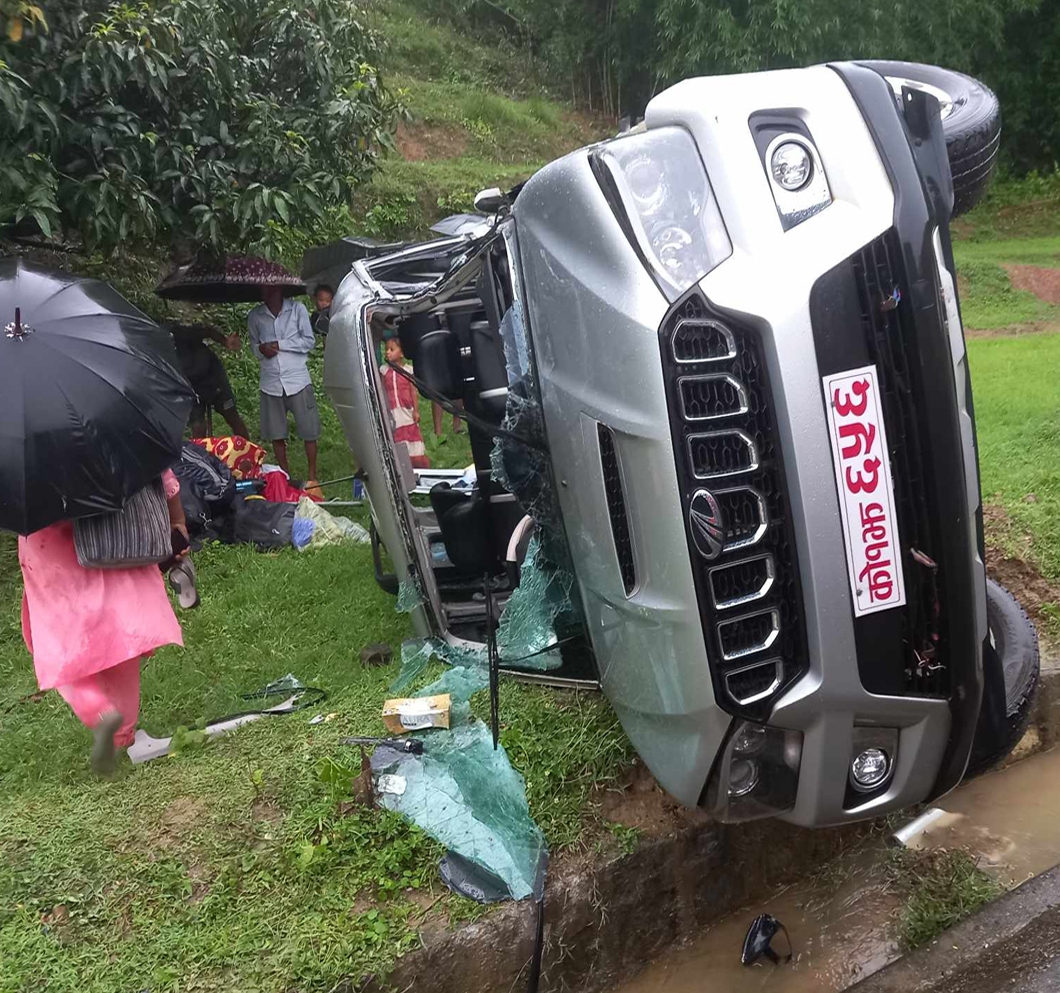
[823,365,906,617]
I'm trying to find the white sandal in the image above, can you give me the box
[167,559,200,610]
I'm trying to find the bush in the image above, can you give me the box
[0,0,397,255]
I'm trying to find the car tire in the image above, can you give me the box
[965,579,1040,777]
[860,60,1001,216]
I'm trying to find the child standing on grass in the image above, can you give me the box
[381,335,430,469]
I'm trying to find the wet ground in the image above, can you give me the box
[614,747,1060,993]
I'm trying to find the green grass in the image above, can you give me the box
[0,237,627,984]
[954,257,1060,329]
[969,332,1060,576]
[367,0,548,98]
[890,849,1003,951]
[0,524,630,990]
[951,173,1060,330]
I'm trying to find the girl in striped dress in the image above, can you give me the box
[382,336,429,468]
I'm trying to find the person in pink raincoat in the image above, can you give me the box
[18,469,188,774]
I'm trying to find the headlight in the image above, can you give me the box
[593,127,732,301]
[704,719,802,822]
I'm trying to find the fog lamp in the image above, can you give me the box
[851,747,890,791]
[770,141,813,191]
[729,757,760,798]
[704,720,802,822]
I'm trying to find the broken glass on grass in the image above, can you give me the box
[371,719,547,901]
[389,534,573,700]
[395,575,426,613]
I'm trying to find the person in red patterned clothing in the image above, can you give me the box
[381,335,429,468]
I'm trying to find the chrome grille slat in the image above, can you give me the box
[724,659,784,706]
[671,318,737,364]
[660,293,809,717]
[687,429,759,480]
[717,608,781,660]
[710,554,776,611]
[678,374,749,422]
[715,486,768,551]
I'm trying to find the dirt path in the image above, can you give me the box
[1004,263,1060,304]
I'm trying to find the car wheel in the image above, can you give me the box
[860,60,1001,216]
[965,579,1040,777]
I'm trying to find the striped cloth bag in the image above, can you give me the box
[73,480,171,569]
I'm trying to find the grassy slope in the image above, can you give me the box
[355,1,608,238]
[955,183,1060,648]
[0,8,626,991]
[952,178,1060,330]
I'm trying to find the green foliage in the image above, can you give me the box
[420,0,1060,174]
[0,0,396,254]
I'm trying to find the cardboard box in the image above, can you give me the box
[382,694,452,734]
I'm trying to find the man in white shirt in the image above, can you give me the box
[246,286,320,483]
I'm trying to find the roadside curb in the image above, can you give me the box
[850,865,1060,992]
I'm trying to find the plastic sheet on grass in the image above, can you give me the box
[371,719,547,901]
[294,496,369,549]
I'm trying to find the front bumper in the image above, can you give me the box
[651,65,984,827]
[518,64,985,826]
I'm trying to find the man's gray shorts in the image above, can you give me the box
[259,385,321,442]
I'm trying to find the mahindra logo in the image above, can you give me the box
[690,489,726,561]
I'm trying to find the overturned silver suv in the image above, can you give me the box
[323,61,1039,827]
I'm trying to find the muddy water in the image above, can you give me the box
[909,745,1060,887]
[615,747,1060,993]
[615,848,901,993]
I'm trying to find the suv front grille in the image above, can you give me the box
[853,234,947,696]
[660,292,808,719]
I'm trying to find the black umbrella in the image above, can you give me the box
[0,259,194,535]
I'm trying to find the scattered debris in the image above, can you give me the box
[371,720,548,902]
[382,694,452,734]
[339,735,425,755]
[129,676,324,763]
[351,747,375,808]
[890,806,957,848]
[360,643,393,668]
[438,851,511,903]
[741,913,792,966]
[293,495,369,549]
[395,576,426,613]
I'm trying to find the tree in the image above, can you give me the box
[0,0,397,255]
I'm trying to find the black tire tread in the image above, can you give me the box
[965,579,1040,778]
[859,60,1001,216]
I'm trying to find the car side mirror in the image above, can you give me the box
[474,187,508,213]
